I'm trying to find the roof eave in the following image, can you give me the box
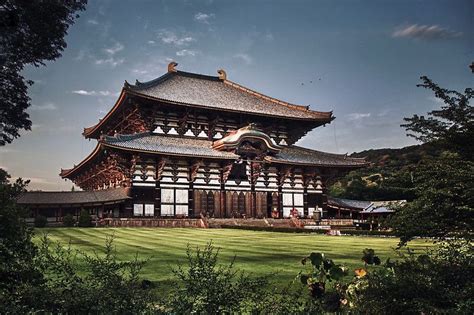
[82,88,129,139]
[126,90,333,123]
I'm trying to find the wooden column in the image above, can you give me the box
[303,187,308,217]
[188,182,194,217]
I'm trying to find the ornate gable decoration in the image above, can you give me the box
[212,124,281,159]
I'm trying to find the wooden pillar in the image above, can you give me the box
[278,185,283,218]
[303,187,308,217]
[188,182,194,217]
[220,181,226,218]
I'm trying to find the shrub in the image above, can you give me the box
[36,234,151,313]
[77,209,92,227]
[345,240,474,314]
[165,242,271,314]
[62,214,75,227]
[220,225,328,234]
[361,248,381,266]
[34,215,47,228]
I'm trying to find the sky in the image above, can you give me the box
[1,0,472,190]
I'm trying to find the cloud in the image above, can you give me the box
[264,32,274,41]
[87,19,99,25]
[30,103,57,111]
[392,24,462,40]
[347,113,371,120]
[147,40,156,44]
[72,90,118,97]
[104,42,124,55]
[176,49,198,57]
[157,30,195,46]
[94,57,124,67]
[74,49,87,61]
[194,12,215,24]
[234,53,253,65]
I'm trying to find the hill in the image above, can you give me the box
[329,143,442,201]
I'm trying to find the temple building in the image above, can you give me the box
[18,62,367,222]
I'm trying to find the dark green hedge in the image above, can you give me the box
[341,229,394,237]
[219,224,395,237]
[219,225,328,234]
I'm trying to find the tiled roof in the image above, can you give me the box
[360,206,394,214]
[103,133,367,167]
[327,197,372,210]
[126,71,333,121]
[103,133,238,159]
[268,146,368,167]
[17,187,131,205]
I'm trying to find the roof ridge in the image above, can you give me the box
[223,79,332,117]
[289,145,367,161]
[102,132,152,143]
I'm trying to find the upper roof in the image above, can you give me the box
[127,70,333,120]
[17,187,131,205]
[83,63,333,138]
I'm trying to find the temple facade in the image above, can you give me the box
[19,62,367,221]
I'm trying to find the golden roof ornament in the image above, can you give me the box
[217,69,227,80]
[168,61,178,73]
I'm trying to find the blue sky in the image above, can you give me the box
[1,0,472,190]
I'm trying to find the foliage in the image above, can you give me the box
[0,169,45,314]
[36,234,152,313]
[401,76,474,161]
[221,224,328,234]
[34,215,47,228]
[164,242,271,314]
[0,0,87,145]
[62,213,75,227]
[345,240,474,314]
[77,209,92,227]
[361,248,381,266]
[298,251,347,313]
[329,143,441,201]
[389,153,474,244]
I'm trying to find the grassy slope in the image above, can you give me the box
[36,228,430,290]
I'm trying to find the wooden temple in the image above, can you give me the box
[19,62,368,221]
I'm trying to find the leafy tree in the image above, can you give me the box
[0,0,87,145]
[0,169,46,313]
[390,76,474,243]
[401,76,474,160]
[389,153,474,244]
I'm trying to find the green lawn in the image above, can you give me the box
[35,228,431,290]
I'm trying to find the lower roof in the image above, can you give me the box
[103,133,367,167]
[61,133,367,178]
[17,187,130,205]
[327,197,372,210]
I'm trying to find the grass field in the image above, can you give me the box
[35,228,431,290]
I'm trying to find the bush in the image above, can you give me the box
[165,242,271,314]
[62,214,75,227]
[345,240,474,314]
[36,234,151,313]
[77,209,92,227]
[220,225,328,234]
[34,215,47,228]
[341,229,394,237]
